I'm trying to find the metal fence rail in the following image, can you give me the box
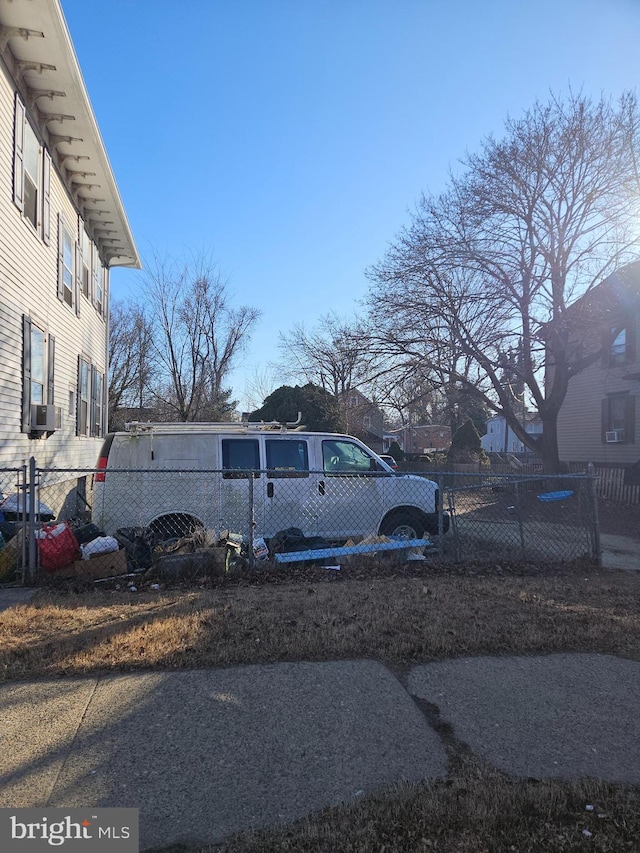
[0,463,601,585]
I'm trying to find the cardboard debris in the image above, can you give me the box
[55,547,128,580]
[0,535,20,581]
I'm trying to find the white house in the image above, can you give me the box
[481,413,543,454]
[0,0,139,490]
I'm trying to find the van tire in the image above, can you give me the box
[149,513,203,542]
[379,510,426,540]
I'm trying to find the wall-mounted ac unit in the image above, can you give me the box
[30,404,57,432]
[605,429,624,443]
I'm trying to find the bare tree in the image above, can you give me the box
[143,254,260,421]
[367,92,640,471]
[108,300,154,426]
[277,313,373,397]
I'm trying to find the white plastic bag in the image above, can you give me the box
[81,536,119,560]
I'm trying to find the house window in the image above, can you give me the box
[96,263,103,313]
[30,327,45,405]
[91,367,103,437]
[92,251,106,315]
[602,393,635,444]
[22,316,55,433]
[78,357,90,436]
[607,322,635,366]
[23,121,39,228]
[80,226,91,299]
[13,94,51,241]
[77,358,105,438]
[58,217,76,310]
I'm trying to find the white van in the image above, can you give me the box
[92,421,448,542]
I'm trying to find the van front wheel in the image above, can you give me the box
[379,511,426,540]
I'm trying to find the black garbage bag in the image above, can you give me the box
[114,526,154,570]
[70,522,104,545]
[268,527,333,557]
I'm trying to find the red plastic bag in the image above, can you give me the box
[37,523,80,572]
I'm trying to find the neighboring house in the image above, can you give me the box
[0,2,139,497]
[340,389,384,452]
[385,424,452,455]
[555,261,640,465]
[481,413,543,454]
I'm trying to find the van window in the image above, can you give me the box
[322,439,374,474]
[265,439,309,478]
[222,439,260,478]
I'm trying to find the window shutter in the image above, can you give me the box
[625,395,636,444]
[13,93,25,212]
[22,315,31,432]
[42,149,51,245]
[103,267,109,320]
[57,215,64,301]
[601,398,608,444]
[92,250,98,309]
[47,335,55,405]
[76,355,82,435]
[75,242,81,316]
[102,371,108,436]
[90,365,98,436]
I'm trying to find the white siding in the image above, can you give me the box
[0,60,107,471]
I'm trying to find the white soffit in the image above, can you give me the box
[0,0,141,269]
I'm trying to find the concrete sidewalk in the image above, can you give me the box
[1,655,639,850]
[600,532,640,571]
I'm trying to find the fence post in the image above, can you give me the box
[587,471,602,568]
[248,473,255,571]
[16,464,27,584]
[27,457,37,583]
[514,480,526,561]
[437,472,445,558]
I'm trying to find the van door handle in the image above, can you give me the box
[318,480,325,496]
[267,482,274,498]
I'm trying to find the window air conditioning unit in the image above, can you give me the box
[30,404,57,432]
[605,429,624,443]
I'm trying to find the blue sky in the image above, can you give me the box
[60,0,640,409]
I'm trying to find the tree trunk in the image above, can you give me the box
[538,415,564,474]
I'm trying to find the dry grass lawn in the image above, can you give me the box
[188,768,640,853]
[1,562,639,678]
[2,560,639,852]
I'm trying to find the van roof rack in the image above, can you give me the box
[123,413,306,435]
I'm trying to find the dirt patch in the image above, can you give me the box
[597,498,640,541]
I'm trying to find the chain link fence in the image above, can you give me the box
[444,473,599,563]
[0,462,601,584]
